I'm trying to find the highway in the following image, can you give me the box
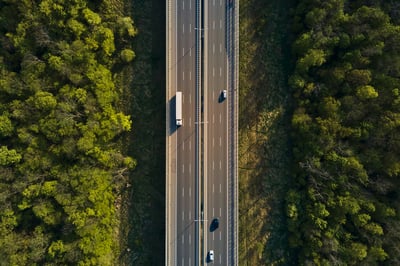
[166,0,238,265]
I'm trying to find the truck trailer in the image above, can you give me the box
[176,91,182,126]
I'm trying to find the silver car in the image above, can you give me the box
[208,250,214,262]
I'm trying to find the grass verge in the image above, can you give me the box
[119,0,166,265]
[238,0,295,264]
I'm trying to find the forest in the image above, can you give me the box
[0,0,136,264]
[287,0,400,264]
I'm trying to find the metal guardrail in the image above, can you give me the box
[165,0,170,264]
[227,1,239,265]
[233,1,239,264]
[195,1,202,265]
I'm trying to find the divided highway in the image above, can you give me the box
[166,0,238,265]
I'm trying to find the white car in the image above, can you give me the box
[209,250,214,262]
[222,89,227,99]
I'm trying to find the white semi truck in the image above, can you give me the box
[176,91,182,126]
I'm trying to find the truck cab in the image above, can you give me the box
[176,91,182,126]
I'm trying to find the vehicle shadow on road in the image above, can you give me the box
[169,95,178,135]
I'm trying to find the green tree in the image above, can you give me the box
[0,114,13,137]
[120,48,135,63]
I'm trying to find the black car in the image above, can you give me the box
[210,218,219,232]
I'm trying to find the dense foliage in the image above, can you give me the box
[287,0,400,264]
[0,0,136,264]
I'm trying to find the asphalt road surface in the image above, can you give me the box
[175,0,197,265]
[169,0,236,264]
[204,0,229,265]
